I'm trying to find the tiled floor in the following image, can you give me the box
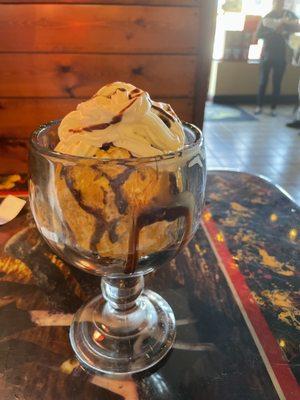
[203,104,300,205]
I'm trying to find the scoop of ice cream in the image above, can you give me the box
[51,159,179,271]
[55,82,185,158]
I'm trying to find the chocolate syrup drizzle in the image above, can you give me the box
[169,172,180,196]
[129,88,142,99]
[125,201,192,274]
[99,167,134,215]
[61,167,119,251]
[68,88,144,134]
[61,86,192,273]
[61,166,192,274]
[152,104,176,123]
[107,87,127,98]
[125,173,192,275]
[69,115,122,134]
[68,88,177,136]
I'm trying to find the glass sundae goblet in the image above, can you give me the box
[29,120,206,374]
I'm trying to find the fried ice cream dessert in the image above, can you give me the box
[52,82,190,273]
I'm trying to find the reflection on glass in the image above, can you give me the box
[29,120,206,375]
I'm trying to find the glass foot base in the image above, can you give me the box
[69,290,176,375]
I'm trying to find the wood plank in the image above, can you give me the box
[0,54,196,98]
[0,0,200,5]
[193,0,217,127]
[0,97,194,139]
[0,139,28,174]
[0,5,200,54]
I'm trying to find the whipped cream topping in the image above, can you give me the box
[55,82,185,158]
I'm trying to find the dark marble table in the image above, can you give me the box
[0,171,299,400]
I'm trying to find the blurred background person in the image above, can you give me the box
[255,0,298,116]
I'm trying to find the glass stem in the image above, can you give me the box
[101,276,144,312]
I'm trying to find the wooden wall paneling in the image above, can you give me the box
[0,5,200,54]
[0,98,194,139]
[193,0,217,127]
[0,0,200,5]
[0,54,196,98]
[0,0,216,175]
[0,139,28,174]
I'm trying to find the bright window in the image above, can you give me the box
[213,0,299,61]
[242,0,273,16]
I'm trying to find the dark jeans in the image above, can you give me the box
[257,59,286,109]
